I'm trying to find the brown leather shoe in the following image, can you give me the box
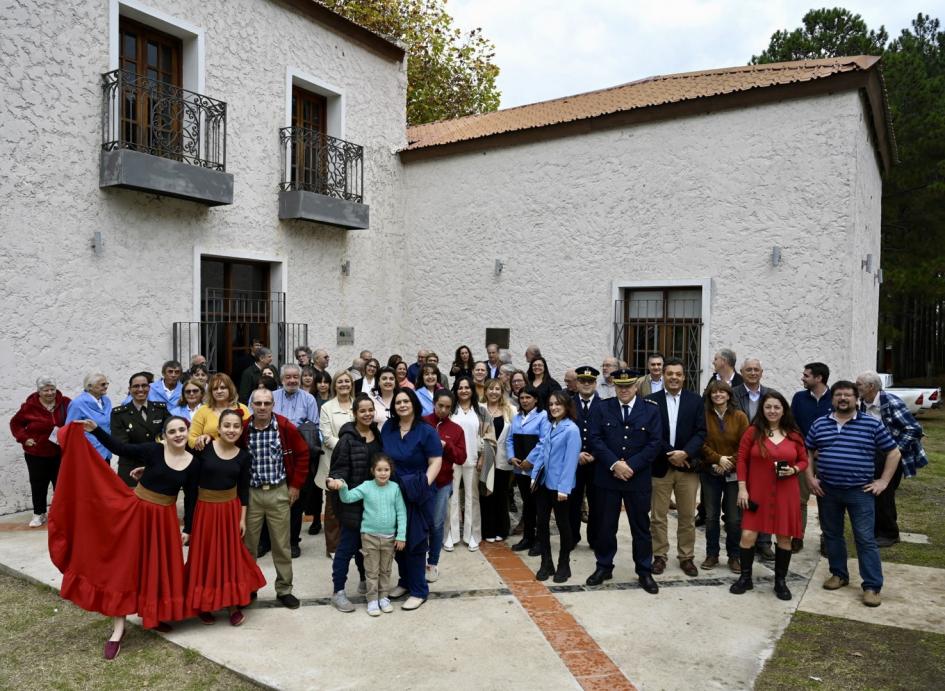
[652,556,666,575]
[727,556,741,573]
[700,556,719,570]
[680,559,698,577]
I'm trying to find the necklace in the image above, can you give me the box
[767,427,778,437]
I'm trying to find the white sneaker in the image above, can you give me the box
[485,537,497,543]
[379,597,393,613]
[442,541,454,552]
[425,564,439,582]
[28,514,46,528]
[367,600,381,617]
[402,596,426,611]
[389,585,408,599]
[468,542,480,552]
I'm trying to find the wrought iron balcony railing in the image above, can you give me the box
[102,68,227,171]
[280,126,363,203]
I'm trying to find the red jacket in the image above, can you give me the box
[10,391,71,457]
[239,413,310,489]
[423,412,467,488]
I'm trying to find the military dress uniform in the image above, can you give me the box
[587,371,663,587]
[110,401,171,486]
[570,366,601,550]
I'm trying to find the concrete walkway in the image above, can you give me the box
[2,503,939,690]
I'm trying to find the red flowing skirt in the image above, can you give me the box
[48,424,186,629]
[184,498,266,614]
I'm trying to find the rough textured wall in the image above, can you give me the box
[0,0,406,513]
[401,91,883,395]
[847,95,883,378]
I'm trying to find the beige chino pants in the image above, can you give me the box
[651,469,700,561]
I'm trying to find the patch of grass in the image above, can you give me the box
[0,572,262,691]
[757,611,945,690]
[840,407,945,568]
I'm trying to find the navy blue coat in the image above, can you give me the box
[647,389,707,478]
[572,392,602,454]
[588,397,663,491]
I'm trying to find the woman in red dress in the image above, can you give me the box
[48,418,197,660]
[185,409,265,626]
[730,391,808,601]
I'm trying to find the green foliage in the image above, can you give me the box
[751,7,887,63]
[322,0,501,125]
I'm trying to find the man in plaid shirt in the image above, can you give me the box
[855,371,929,547]
[241,388,310,609]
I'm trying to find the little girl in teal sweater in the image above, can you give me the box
[328,454,406,616]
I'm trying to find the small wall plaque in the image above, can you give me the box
[337,327,354,346]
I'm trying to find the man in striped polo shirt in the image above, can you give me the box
[805,380,901,607]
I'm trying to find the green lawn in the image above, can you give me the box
[756,611,945,690]
[0,572,262,691]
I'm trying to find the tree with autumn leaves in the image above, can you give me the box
[754,9,945,378]
[322,0,500,126]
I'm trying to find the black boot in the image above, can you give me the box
[774,547,793,601]
[536,557,555,581]
[553,553,571,583]
[729,546,754,594]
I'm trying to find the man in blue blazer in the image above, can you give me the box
[570,366,602,551]
[586,369,663,593]
[647,357,707,578]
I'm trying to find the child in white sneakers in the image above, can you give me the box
[328,454,406,616]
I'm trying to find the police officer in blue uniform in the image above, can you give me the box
[570,366,601,550]
[586,369,663,593]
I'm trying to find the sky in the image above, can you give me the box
[448,0,944,108]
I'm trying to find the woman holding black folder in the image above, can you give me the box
[506,385,550,555]
[530,391,581,582]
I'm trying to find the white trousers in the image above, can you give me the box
[447,462,481,548]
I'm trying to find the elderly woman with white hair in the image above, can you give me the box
[64,372,114,462]
[10,377,72,526]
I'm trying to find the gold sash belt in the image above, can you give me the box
[197,487,237,503]
[134,484,177,506]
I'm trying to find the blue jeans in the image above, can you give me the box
[701,473,741,558]
[331,524,363,593]
[819,483,883,592]
[427,483,452,566]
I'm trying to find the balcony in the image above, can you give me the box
[100,69,233,206]
[278,127,369,229]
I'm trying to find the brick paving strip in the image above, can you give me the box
[480,541,636,691]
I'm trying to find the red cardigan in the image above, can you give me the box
[10,391,71,457]
[239,413,310,489]
[423,413,467,488]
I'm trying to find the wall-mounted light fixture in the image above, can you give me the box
[494,259,504,276]
[770,246,781,267]
[862,254,874,273]
[91,231,105,256]
[341,259,350,276]
[876,268,884,285]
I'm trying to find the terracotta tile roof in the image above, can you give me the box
[405,56,887,152]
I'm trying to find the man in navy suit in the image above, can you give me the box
[648,357,707,578]
[570,366,601,550]
[586,369,663,593]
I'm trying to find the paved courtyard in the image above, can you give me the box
[1,502,940,690]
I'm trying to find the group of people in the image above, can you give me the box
[9,341,928,658]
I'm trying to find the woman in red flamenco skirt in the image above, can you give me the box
[729,390,809,602]
[186,409,265,626]
[48,418,198,660]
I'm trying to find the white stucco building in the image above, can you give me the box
[0,0,893,513]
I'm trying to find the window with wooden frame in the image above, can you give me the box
[290,86,329,193]
[118,17,183,157]
[615,288,703,390]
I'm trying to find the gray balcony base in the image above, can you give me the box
[100,149,234,206]
[279,190,369,229]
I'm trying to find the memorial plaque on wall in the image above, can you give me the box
[337,327,354,346]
